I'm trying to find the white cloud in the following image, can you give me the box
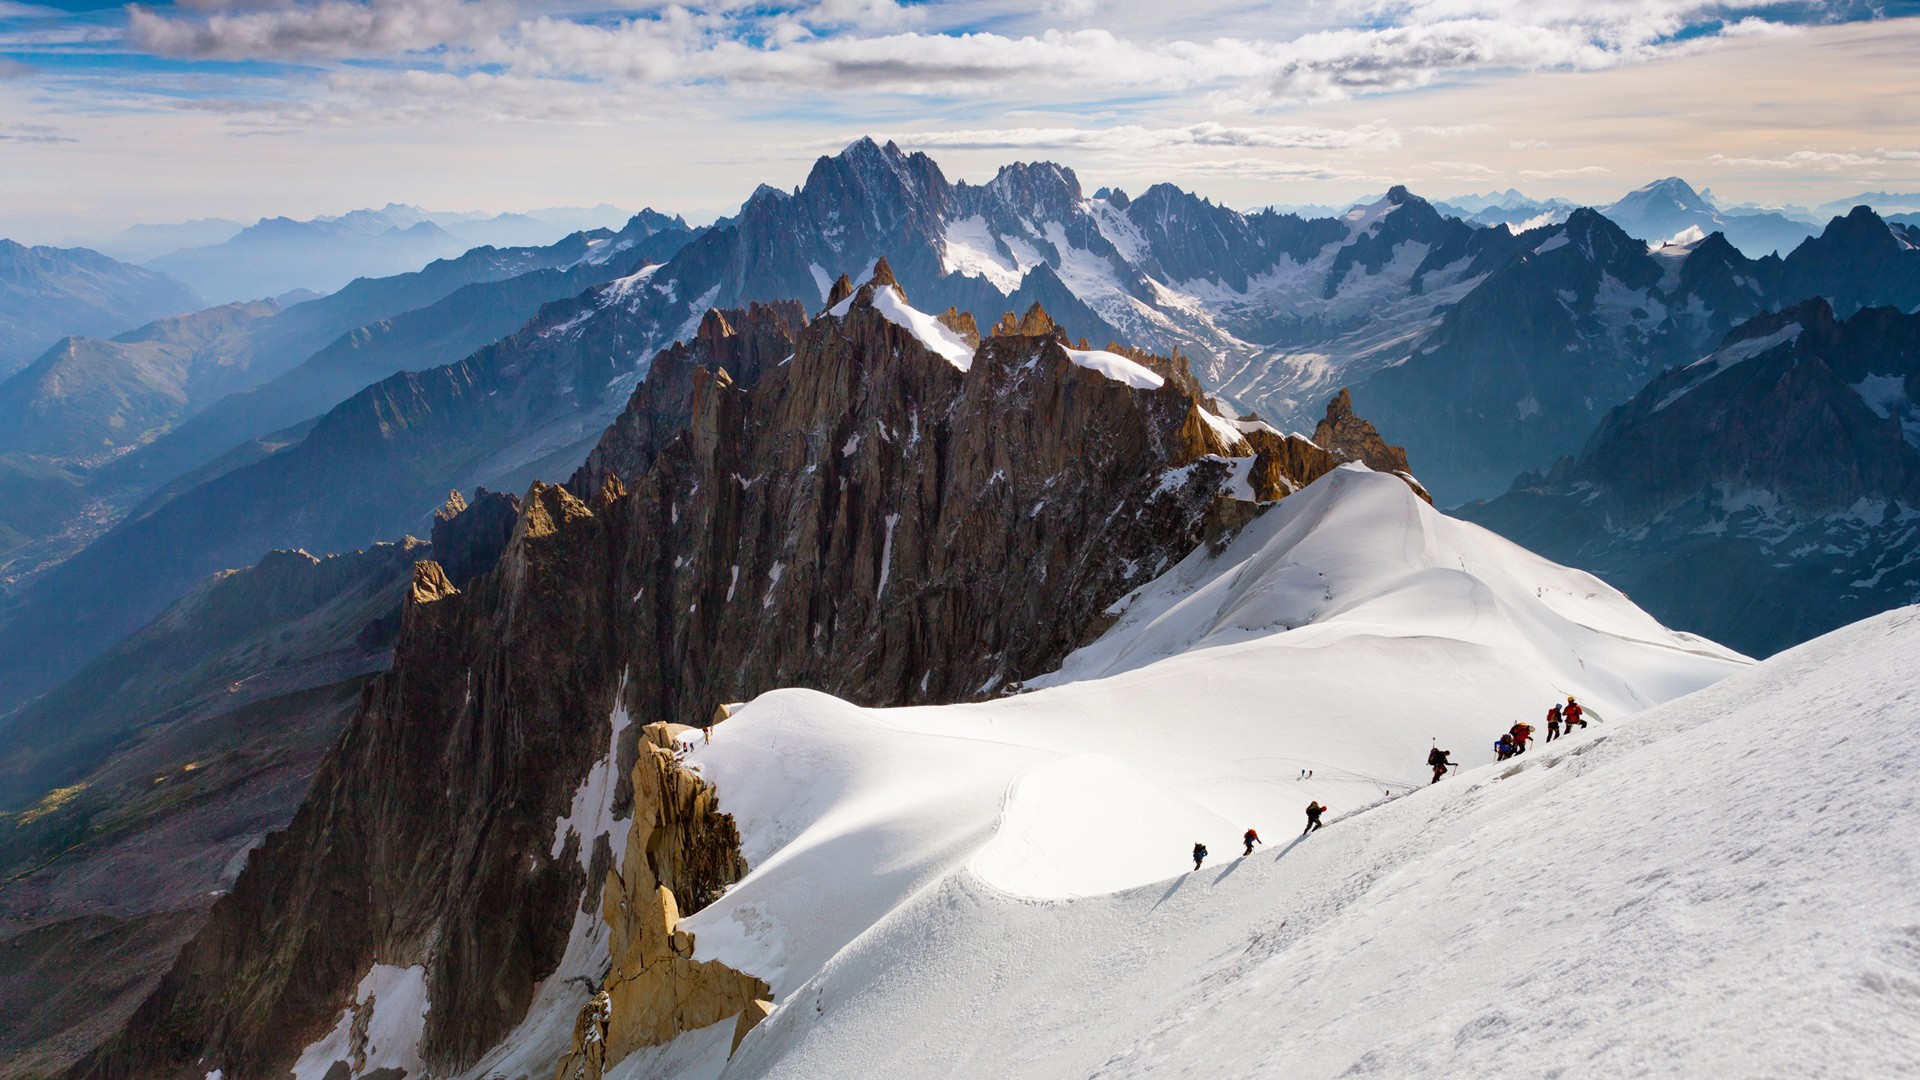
[118,0,1815,109]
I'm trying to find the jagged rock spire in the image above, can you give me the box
[1312,388,1429,502]
[989,301,1060,339]
[435,489,467,523]
[869,257,898,288]
[826,273,854,309]
[696,308,736,350]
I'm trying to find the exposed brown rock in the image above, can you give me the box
[1171,399,1249,463]
[1312,388,1430,504]
[1016,302,1057,338]
[1243,429,1340,503]
[825,274,854,310]
[868,256,898,288]
[934,306,980,347]
[551,724,770,1079]
[406,560,457,607]
[428,487,521,587]
[575,302,806,495]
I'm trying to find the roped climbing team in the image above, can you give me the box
[1194,696,1590,872]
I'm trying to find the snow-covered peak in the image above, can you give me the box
[1609,176,1717,217]
[1341,193,1402,236]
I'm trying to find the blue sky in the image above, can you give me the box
[3,0,1918,242]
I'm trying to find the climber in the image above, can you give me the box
[1428,745,1453,784]
[1546,702,1563,742]
[1495,734,1515,761]
[1509,721,1534,754]
[1564,697,1588,732]
[1193,842,1209,872]
[1243,828,1262,856]
[1302,802,1326,834]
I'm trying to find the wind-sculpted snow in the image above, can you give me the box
[650,467,1749,1076]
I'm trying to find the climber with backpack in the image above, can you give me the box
[1546,703,1563,742]
[1428,745,1453,784]
[1564,697,1588,732]
[1509,721,1534,754]
[1243,828,1262,856]
[1495,734,1515,761]
[1193,841,1209,871]
[1302,802,1326,834]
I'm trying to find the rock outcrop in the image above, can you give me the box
[77,269,1420,1080]
[1312,389,1432,503]
[554,724,771,1080]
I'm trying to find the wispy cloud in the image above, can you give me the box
[1710,148,1920,169]
[0,121,72,142]
[1518,165,1611,177]
[871,122,1403,154]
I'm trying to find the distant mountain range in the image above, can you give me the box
[140,204,646,303]
[0,212,699,613]
[1465,298,1920,658]
[0,241,202,377]
[9,140,1920,720]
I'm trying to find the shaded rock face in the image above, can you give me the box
[428,487,523,588]
[1463,299,1920,657]
[78,275,1408,1080]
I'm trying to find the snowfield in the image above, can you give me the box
[590,464,1920,1080]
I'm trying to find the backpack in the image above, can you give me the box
[1428,747,1447,767]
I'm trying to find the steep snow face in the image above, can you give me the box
[867,284,976,370]
[656,467,1748,1074]
[939,214,1038,293]
[1654,322,1804,411]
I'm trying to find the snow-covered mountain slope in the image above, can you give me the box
[715,598,1916,1080]
[600,465,1757,1078]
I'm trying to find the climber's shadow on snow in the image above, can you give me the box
[1155,836,1311,909]
[1230,834,1308,882]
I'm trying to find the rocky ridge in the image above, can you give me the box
[74,268,1421,1080]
